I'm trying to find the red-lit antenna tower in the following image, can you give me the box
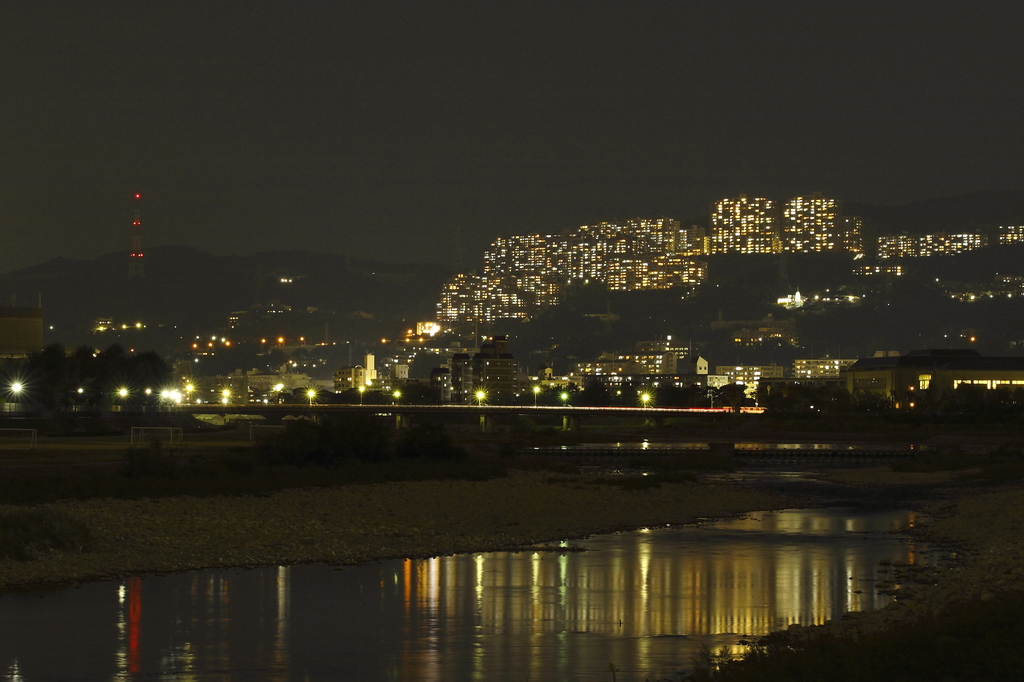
[128,192,144,279]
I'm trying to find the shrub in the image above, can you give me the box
[395,423,467,461]
[257,416,390,467]
[0,508,95,561]
[123,440,180,479]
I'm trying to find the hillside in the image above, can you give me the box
[0,247,455,349]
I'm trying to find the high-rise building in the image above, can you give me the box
[782,193,840,252]
[675,225,706,256]
[710,196,778,254]
[839,216,864,253]
[483,235,562,308]
[437,273,527,323]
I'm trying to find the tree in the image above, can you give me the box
[717,383,748,412]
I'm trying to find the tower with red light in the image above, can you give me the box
[128,192,144,279]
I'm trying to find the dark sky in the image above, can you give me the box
[2,1,1023,273]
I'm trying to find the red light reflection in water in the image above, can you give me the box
[128,576,142,673]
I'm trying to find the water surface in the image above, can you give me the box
[0,508,932,681]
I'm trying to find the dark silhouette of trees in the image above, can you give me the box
[16,343,171,409]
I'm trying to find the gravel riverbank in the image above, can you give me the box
[0,471,785,591]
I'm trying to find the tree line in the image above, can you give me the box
[2,344,170,410]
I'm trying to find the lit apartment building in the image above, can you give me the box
[782,193,840,252]
[647,255,707,289]
[675,225,706,256]
[715,364,786,383]
[998,226,1024,245]
[854,264,903,276]
[839,216,864,253]
[710,196,778,254]
[715,364,786,396]
[877,233,987,259]
[606,259,648,291]
[562,237,611,281]
[437,273,527,323]
[792,358,857,379]
[483,235,562,307]
[630,217,681,253]
[438,217,704,323]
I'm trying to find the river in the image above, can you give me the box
[0,507,934,681]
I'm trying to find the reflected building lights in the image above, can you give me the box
[275,566,289,672]
[2,509,927,682]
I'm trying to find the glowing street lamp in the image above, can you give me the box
[392,389,402,405]
[560,391,570,407]
[640,393,652,408]
[533,385,541,407]
[221,388,231,405]
[358,386,365,405]
[117,387,129,399]
[306,388,318,405]
[475,389,486,406]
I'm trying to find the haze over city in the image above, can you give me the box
[3,1,1023,273]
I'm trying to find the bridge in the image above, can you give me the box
[175,403,763,432]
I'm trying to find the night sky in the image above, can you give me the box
[2,1,1023,273]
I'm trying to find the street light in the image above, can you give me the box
[475,389,486,406]
[358,386,365,405]
[560,391,570,407]
[393,389,401,405]
[640,393,651,408]
[533,385,541,406]
[306,388,318,405]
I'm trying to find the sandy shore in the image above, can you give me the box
[0,471,785,591]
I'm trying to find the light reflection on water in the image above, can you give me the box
[0,508,932,681]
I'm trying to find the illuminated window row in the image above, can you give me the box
[877,233,987,259]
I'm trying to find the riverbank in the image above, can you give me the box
[0,471,786,591]
[710,478,1024,680]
